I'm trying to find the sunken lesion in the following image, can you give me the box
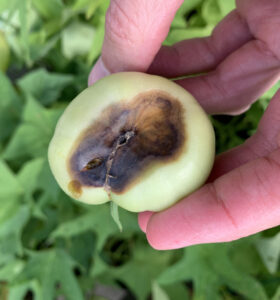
[68,180,82,198]
[67,90,186,197]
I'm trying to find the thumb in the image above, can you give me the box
[88,0,183,85]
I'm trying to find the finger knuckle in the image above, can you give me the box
[209,183,238,229]
[254,40,280,63]
[239,0,280,61]
[105,1,139,45]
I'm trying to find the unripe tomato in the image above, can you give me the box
[48,72,215,212]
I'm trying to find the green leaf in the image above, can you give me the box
[16,249,84,300]
[0,159,22,199]
[18,157,44,188]
[17,69,73,106]
[14,249,84,300]
[18,0,31,66]
[3,123,49,160]
[158,243,268,300]
[110,202,123,232]
[171,0,203,28]
[32,0,63,19]
[152,282,170,300]
[57,231,95,274]
[72,0,92,11]
[0,259,25,281]
[90,253,108,278]
[177,0,203,15]
[0,0,23,20]
[217,0,235,16]
[86,0,109,19]
[108,242,174,300]
[62,22,96,59]
[72,0,107,19]
[230,237,264,275]
[51,205,139,250]
[21,206,58,249]
[3,95,64,160]
[256,232,280,274]
[0,71,21,110]
[29,34,60,63]
[259,81,280,110]
[202,0,223,24]
[8,280,41,300]
[86,0,110,20]
[0,31,10,71]
[21,88,58,126]
[36,160,60,200]
[87,25,104,64]
[0,0,12,13]
[0,235,22,264]
[163,283,190,300]
[201,0,235,25]
[0,204,29,238]
[0,71,22,142]
[262,81,280,100]
[272,286,280,300]
[0,203,30,257]
[164,25,214,46]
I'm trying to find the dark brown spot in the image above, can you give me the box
[82,158,103,171]
[67,90,186,195]
[68,180,82,198]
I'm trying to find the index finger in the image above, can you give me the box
[89,0,184,84]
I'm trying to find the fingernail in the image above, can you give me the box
[88,57,111,86]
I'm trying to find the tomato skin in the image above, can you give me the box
[48,72,215,212]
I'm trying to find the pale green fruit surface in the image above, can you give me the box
[0,31,10,72]
[48,72,215,212]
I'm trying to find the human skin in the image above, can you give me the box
[88,0,280,250]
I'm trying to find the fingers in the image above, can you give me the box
[148,10,252,78]
[209,89,280,180]
[144,147,280,250]
[237,0,280,62]
[177,40,280,114]
[140,88,280,243]
[148,0,280,115]
[138,89,280,233]
[149,0,280,80]
[88,0,184,85]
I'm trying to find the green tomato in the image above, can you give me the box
[0,31,10,72]
[48,72,215,212]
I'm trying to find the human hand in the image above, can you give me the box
[88,0,280,249]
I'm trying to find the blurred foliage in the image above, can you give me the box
[0,0,280,299]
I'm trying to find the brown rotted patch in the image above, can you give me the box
[67,90,186,197]
[68,180,82,198]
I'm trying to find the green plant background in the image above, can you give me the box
[0,0,280,299]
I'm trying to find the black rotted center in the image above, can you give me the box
[118,135,127,145]
[68,92,185,194]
